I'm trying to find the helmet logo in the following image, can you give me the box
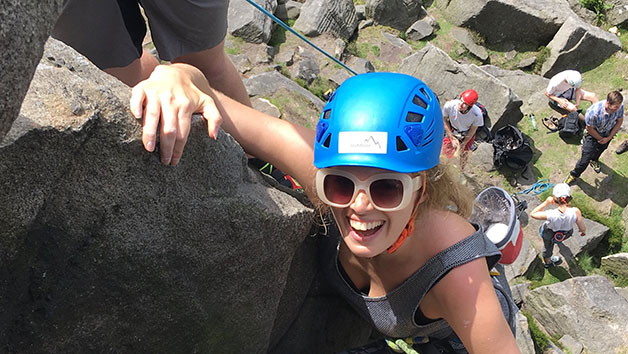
[338,131,387,154]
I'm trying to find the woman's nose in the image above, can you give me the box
[350,189,373,211]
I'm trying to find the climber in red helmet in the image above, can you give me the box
[442,89,484,170]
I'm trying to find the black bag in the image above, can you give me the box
[474,102,493,142]
[558,111,583,139]
[492,125,533,170]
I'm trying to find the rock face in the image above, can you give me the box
[0,38,370,354]
[0,0,64,143]
[504,238,542,282]
[365,0,423,31]
[541,16,623,78]
[607,0,628,26]
[293,0,359,40]
[399,44,523,132]
[601,253,628,278]
[480,65,550,114]
[515,312,536,354]
[228,0,277,43]
[451,27,489,62]
[439,0,575,49]
[525,276,628,354]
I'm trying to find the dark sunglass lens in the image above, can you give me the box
[370,179,403,208]
[324,175,354,205]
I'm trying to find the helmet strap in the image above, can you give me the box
[386,172,426,254]
[387,218,415,254]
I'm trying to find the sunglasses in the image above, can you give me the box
[315,168,423,212]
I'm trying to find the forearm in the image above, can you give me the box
[460,126,478,146]
[208,89,317,194]
[530,200,549,219]
[586,126,603,140]
[443,118,455,138]
[608,118,623,139]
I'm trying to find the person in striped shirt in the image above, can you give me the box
[565,91,624,184]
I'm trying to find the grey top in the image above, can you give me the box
[319,224,505,339]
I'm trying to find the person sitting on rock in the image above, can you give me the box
[529,183,586,269]
[441,89,484,169]
[545,70,598,118]
[130,66,520,353]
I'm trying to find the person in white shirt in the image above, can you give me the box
[441,89,484,169]
[545,70,598,117]
[529,183,586,268]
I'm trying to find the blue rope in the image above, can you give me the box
[514,179,554,195]
[244,0,358,76]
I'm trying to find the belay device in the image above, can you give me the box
[469,187,526,264]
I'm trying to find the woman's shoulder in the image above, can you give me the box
[414,209,476,254]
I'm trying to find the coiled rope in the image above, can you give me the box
[514,178,553,195]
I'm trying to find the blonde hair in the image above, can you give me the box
[414,162,474,218]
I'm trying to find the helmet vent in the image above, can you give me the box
[412,94,428,109]
[396,136,408,151]
[323,133,332,148]
[405,112,424,122]
[323,109,331,119]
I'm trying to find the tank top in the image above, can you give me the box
[318,223,506,339]
[545,207,578,232]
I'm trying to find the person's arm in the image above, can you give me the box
[529,196,554,220]
[460,124,479,148]
[545,90,573,111]
[575,208,586,236]
[442,107,460,150]
[599,116,623,144]
[427,258,520,354]
[130,63,319,201]
[587,125,604,142]
[574,87,582,108]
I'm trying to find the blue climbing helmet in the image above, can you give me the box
[313,72,444,173]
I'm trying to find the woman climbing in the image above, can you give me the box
[130,64,520,353]
[530,183,586,268]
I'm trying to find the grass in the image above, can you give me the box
[522,310,552,352]
[268,19,296,49]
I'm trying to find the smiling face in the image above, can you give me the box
[605,100,622,114]
[458,101,472,114]
[327,166,419,258]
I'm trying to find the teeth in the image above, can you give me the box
[350,219,384,231]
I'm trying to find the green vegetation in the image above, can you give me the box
[522,311,552,351]
[268,19,296,49]
[294,77,334,101]
[533,46,551,74]
[579,0,613,25]
[346,41,380,58]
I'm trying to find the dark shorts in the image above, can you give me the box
[540,224,573,258]
[52,0,229,69]
[548,88,576,115]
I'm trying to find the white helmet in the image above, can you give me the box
[553,183,571,198]
[566,71,582,88]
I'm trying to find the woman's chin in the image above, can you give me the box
[344,229,388,258]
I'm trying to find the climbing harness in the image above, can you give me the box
[243,0,358,76]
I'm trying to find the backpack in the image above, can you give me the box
[492,125,533,170]
[474,102,493,142]
[557,111,583,139]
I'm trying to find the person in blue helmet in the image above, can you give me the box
[129,64,520,353]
